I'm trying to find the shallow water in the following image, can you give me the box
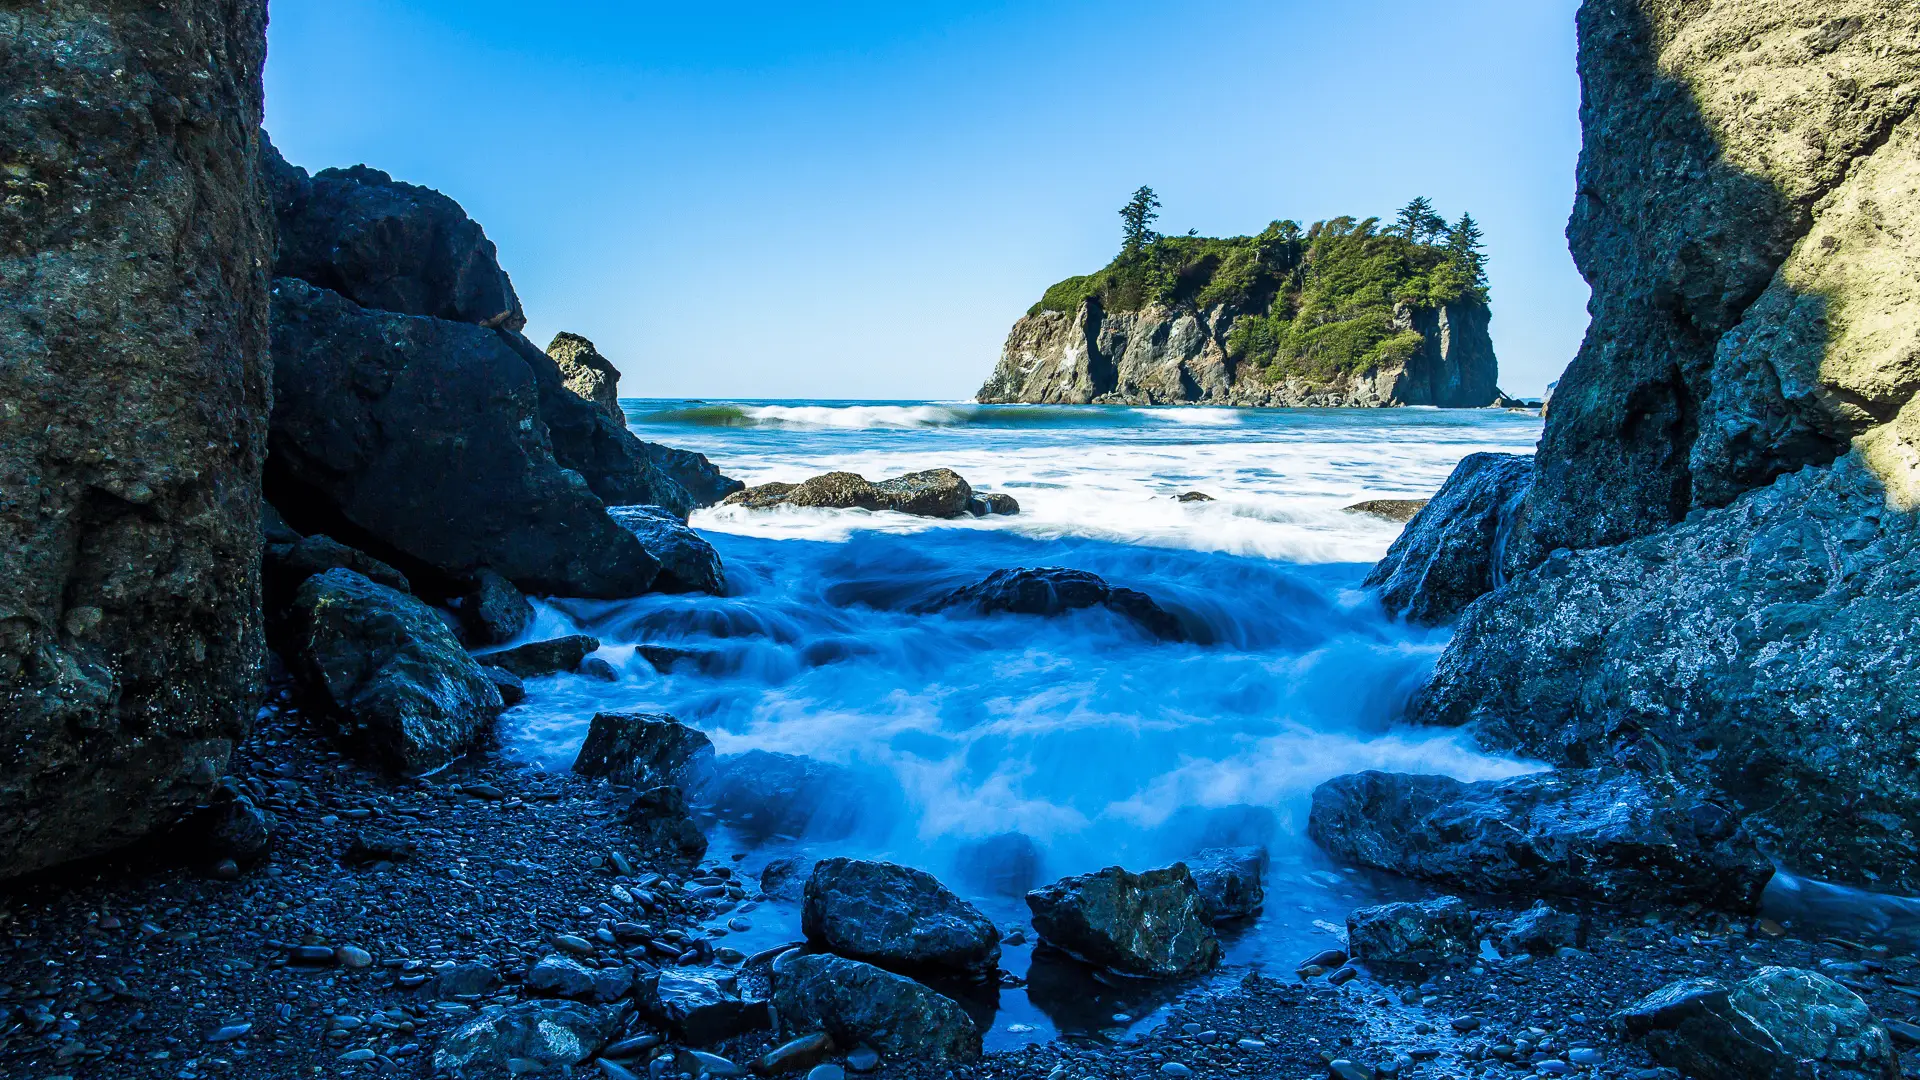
[500,400,1550,1046]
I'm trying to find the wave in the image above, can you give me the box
[632,401,1251,431]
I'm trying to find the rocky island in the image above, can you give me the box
[977,192,1506,408]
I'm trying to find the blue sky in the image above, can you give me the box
[266,0,1587,399]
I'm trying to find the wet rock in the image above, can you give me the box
[0,0,271,880]
[475,635,602,679]
[573,712,715,790]
[625,785,708,863]
[968,493,1021,516]
[753,1032,837,1075]
[436,963,501,999]
[953,833,1045,898]
[454,569,533,647]
[761,858,811,903]
[701,751,902,842]
[1346,896,1476,966]
[527,955,634,1003]
[1618,967,1899,1080]
[802,858,1001,978]
[1499,902,1582,956]
[263,530,411,645]
[873,469,975,518]
[641,969,771,1046]
[431,999,621,1075]
[344,831,417,867]
[1175,491,1215,503]
[915,567,1188,643]
[286,569,504,773]
[479,667,526,707]
[547,332,625,427]
[1026,864,1221,978]
[607,505,726,594]
[172,780,273,865]
[724,469,976,518]
[1308,769,1773,909]
[1362,453,1532,625]
[1185,846,1268,923]
[769,953,980,1061]
[1343,499,1428,523]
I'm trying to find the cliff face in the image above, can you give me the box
[1392,1,1920,891]
[0,1,273,877]
[977,297,1500,408]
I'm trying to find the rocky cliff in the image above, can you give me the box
[1381,1,1920,891]
[980,297,1499,408]
[0,1,272,877]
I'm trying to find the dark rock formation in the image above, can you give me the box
[1308,769,1773,910]
[0,0,272,879]
[641,969,770,1046]
[571,712,714,790]
[1618,967,1900,1080]
[1363,453,1531,625]
[1185,846,1268,923]
[802,858,1002,977]
[915,567,1189,643]
[723,469,975,518]
[1346,896,1476,966]
[262,518,411,650]
[474,634,602,679]
[268,278,663,598]
[450,569,533,647]
[607,506,725,594]
[286,570,504,773]
[624,784,708,863]
[431,1000,621,1075]
[1026,864,1221,979]
[546,332,625,426]
[979,297,1499,408]
[768,953,981,1061]
[1497,903,1582,957]
[525,955,633,1004]
[968,493,1021,517]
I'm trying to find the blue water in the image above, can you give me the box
[501,400,1549,1045]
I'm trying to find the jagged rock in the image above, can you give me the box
[968,493,1021,516]
[915,567,1188,642]
[769,953,981,1061]
[1025,864,1221,979]
[1363,453,1532,625]
[625,785,707,863]
[760,857,810,903]
[287,570,504,773]
[546,332,625,426]
[723,470,976,518]
[607,506,725,594]
[526,955,633,1004]
[1308,769,1773,909]
[452,569,532,647]
[171,780,273,866]
[475,635,602,679]
[641,969,770,1046]
[267,278,663,598]
[434,962,500,999]
[701,751,902,841]
[1342,499,1428,524]
[1618,967,1900,1080]
[1186,846,1268,923]
[1346,896,1476,966]
[1499,902,1582,957]
[572,712,714,789]
[431,999,621,1075]
[262,529,411,650]
[479,668,525,707]
[0,0,271,879]
[802,858,1001,977]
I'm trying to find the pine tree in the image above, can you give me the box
[1446,212,1488,292]
[1394,197,1445,243]
[1119,186,1162,256]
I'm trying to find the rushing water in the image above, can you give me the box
[499,400,1549,1046]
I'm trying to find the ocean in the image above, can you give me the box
[500,399,1549,1046]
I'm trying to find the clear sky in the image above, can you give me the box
[265,0,1588,400]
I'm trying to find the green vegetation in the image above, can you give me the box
[1029,191,1491,380]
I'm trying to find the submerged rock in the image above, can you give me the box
[572,712,714,790]
[723,469,977,518]
[1026,864,1221,979]
[1346,896,1476,966]
[1362,453,1532,625]
[474,635,602,679]
[968,492,1021,516]
[1308,769,1773,910]
[641,969,770,1046]
[431,999,621,1075]
[1342,499,1428,523]
[915,567,1188,643]
[1185,846,1268,923]
[287,569,504,773]
[760,857,811,903]
[1618,967,1900,1080]
[802,858,1001,978]
[546,331,625,426]
[607,505,725,594]
[769,953,981,1061]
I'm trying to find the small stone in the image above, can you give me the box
[211,858,241,880]
[806,1067,846,1080]
[289,945,336,965]
[596,1061,641,1080]
[1328,965,1359,986]
[1568,1048,1603,1065]
[846,1046,881,1072]
[554,934,595,956]
[206,1023,251,1043]
[1451,1016,1482,1033]
[1535,1062,1572,1076]
[728,917,752,932]
[687,1050,743,1076]
[337,1048,376,1063]
[1160,1064,1192,1077]
[1328,1060,1374,1080]
[1237,1038,1266,1050]
[753,1032,835,1074]
[1886,1019,1920,1046]
[335,945,373,968]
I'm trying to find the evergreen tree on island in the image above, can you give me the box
[1393,197,1447,244]
[1119,186,1162,256]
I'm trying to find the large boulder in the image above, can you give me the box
[1618,967,1900,1080]
[0,0,271,879]
[1025,864,1221,979]
[1185,846,1268,923]
[768,953,981,1061]
[607,505,725,594]
[723,469,975,518]
[431,1000,621,1076]
[571,712,714,789]
[1346,896,1476,966]
[546,332,625,426]
[801,858,1001,977]
[1363,453,1532,625]
[1308,769,1773,909]
[640,969,770,1046]
[914,567,1188,642]
[267,278,662,598]
[287,569,504,773]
